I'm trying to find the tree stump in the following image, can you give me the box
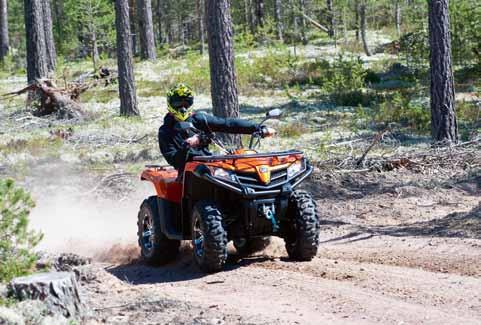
[8,272,85,318]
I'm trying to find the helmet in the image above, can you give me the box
[167,83,194,121]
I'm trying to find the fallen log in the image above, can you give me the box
[2,67,117,119]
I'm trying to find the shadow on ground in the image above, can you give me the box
[322,203,481,244]
[106,245,282,285]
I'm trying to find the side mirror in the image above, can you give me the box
[267,108,283,119]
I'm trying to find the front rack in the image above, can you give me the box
[192,150,304,162]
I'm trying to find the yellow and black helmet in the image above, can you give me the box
[167,83,194,121]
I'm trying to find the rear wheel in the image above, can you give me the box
[137,196,180,265]
[191,201,228,273]
[284,190,320,261]
[233,237,271,256]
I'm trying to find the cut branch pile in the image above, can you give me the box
[316,136,481,176]
[2,67,117,120]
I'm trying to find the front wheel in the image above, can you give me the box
[284,191,320,261]
[191,201,228,273]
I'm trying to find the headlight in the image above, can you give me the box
[287,160,304,178]
[212,168,236,182]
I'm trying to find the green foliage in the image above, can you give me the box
[0,179,43,283]
[353,91,431,133]
[319,55,369,106]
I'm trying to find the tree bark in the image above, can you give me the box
[428,0,457,143]
[137,0,156,60]
[255,0,264,28]
[395,0,401,36]
[9,272,86,318]
[289,0,299,39]
[298,0,307,44]
[196,0,205,55]
[274,0,283,42]
[91,27,99,71]
[0,0,9,60]
[249,0,256,34]
[115,0,139,116]
[25,0,48,84]
[42,0,56,72]
[360,3,371,56]
[354,0,360,42]
[205,0,240,145]
[155,0,163,45]
[129,0,137,55]
[326,0,335,38]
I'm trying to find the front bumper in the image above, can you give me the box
[195,164,313,198]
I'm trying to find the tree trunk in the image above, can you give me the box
[360,3,371,56]
[137,0,156,60]
[355,0,360,42]
[289,0,299,39]
[42,0,56,72]
[326,0,335,38]
[8,272,86,318]
[395,0,401,36]
[205,0,240,146]
[155,0,163,45]
[298,0,307,44]
[274,0,283,42]
[249,0,256,33]
[428,0,457,143]
[196,0,205,55]
[0,0,9,60]
[53,0,64,44]
[255,0,264,28]
[129,0,137,55]
[25,0,48,84]
[91,26,99,71]
[115,0,139,117]
[243,0,249,33]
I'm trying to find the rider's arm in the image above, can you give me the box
[194,112,259,134]
[158,130,191,169]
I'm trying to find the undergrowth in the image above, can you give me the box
[0,179,43,283]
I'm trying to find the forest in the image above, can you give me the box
[0,0,480,324]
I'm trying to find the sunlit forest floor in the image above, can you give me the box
[0,31,480,324]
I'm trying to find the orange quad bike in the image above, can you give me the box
[137,109,320,273]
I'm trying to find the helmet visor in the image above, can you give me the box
[170,96,193,110]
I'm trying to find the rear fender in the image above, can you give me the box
[141,168,182,204]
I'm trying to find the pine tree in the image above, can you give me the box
[25,0,48,83]
[137,0,156,60]
[42,0,57,71]
[115,0,139,116]
[205,0,240,145]
[428,0,457,143]
[0,0,9,60]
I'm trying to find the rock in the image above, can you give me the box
[0,307,25,325]
[8,272,86,318]
[54,253,91,272]
[0,284,8,299]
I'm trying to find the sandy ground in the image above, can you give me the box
[29,165,479,325]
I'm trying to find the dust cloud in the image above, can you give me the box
[27,163,152,262]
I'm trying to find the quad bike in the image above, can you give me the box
[137,109,320,273]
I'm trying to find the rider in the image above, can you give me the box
[158,83,276,172]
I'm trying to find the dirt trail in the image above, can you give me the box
[16,153,480,324]
[66,167,481,324]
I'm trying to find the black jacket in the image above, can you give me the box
[158,112,259,170]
